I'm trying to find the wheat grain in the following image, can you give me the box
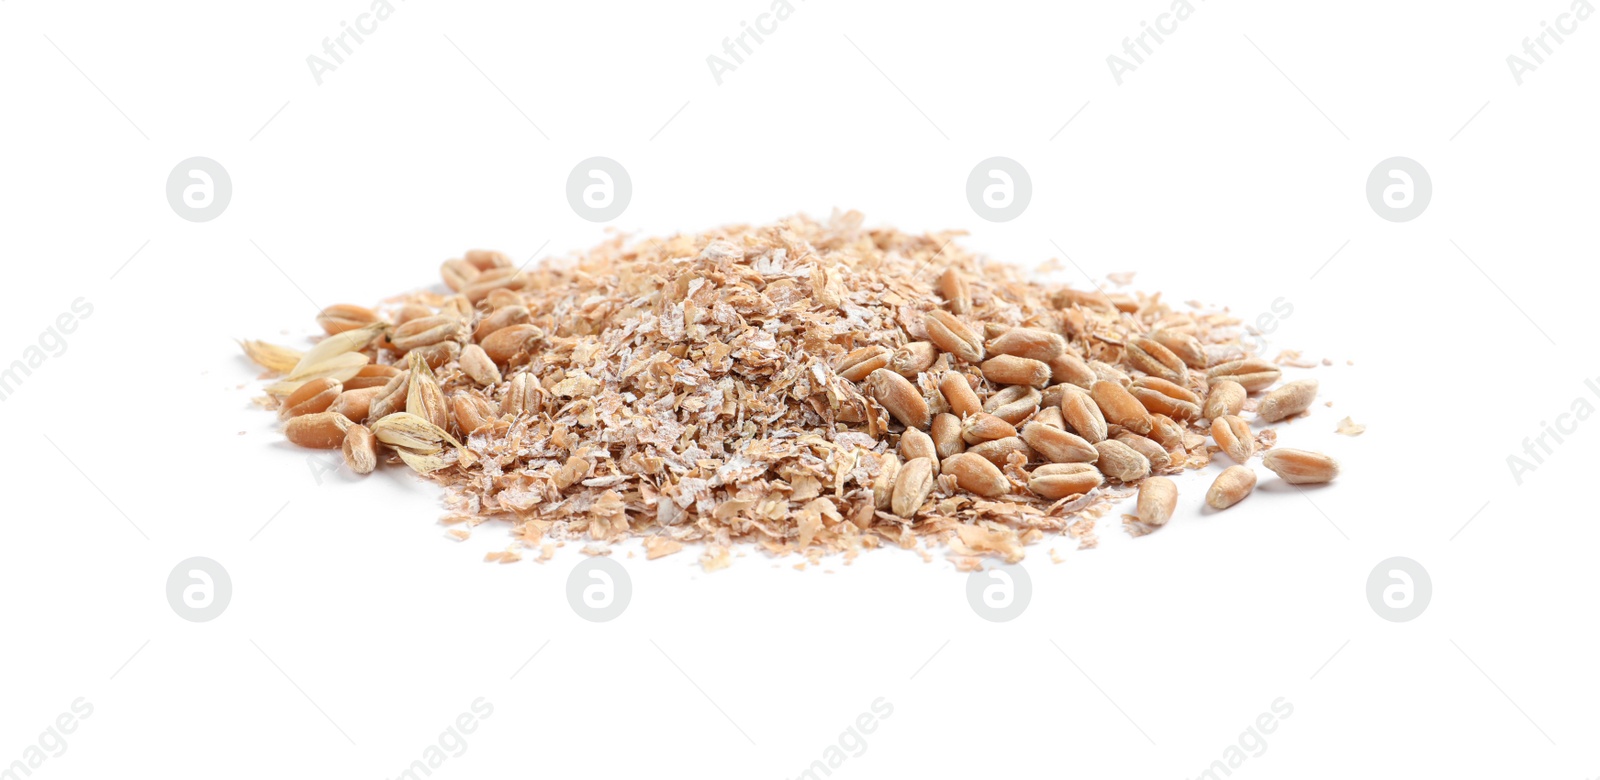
[892,457,936,517]
[1028,463,1103,499]
[924,309,985,363]
[1136,477,1178,526]
[342,424,377,474]
[1091,380,1153,435]
[1094,439,1150,482]
[866,368,930,429]
[941,453,1010,497]
[1261,448,1339,484]
[1203,380,1246,419]
[1206,466,1256,509]
[1211,415,1255,464]
[1257,379,1319,423]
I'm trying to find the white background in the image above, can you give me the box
[2,0,1597,777]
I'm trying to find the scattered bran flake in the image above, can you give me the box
[950,555,984,573]
[645,536,684,560]
[580,544,612,557]
[1122,514,1158,538]
[1107,271,1137,286]
[446,528,470,541]
[1068,516,1099,550]
[701,545,732,572]
[1274,350,1319,368]
[950,523,1025,563]
[1049,548,1064,564]
[1255,428,1278,451]
[1336,417,1366,436]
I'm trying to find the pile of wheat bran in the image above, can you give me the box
[247,211,1333,570]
